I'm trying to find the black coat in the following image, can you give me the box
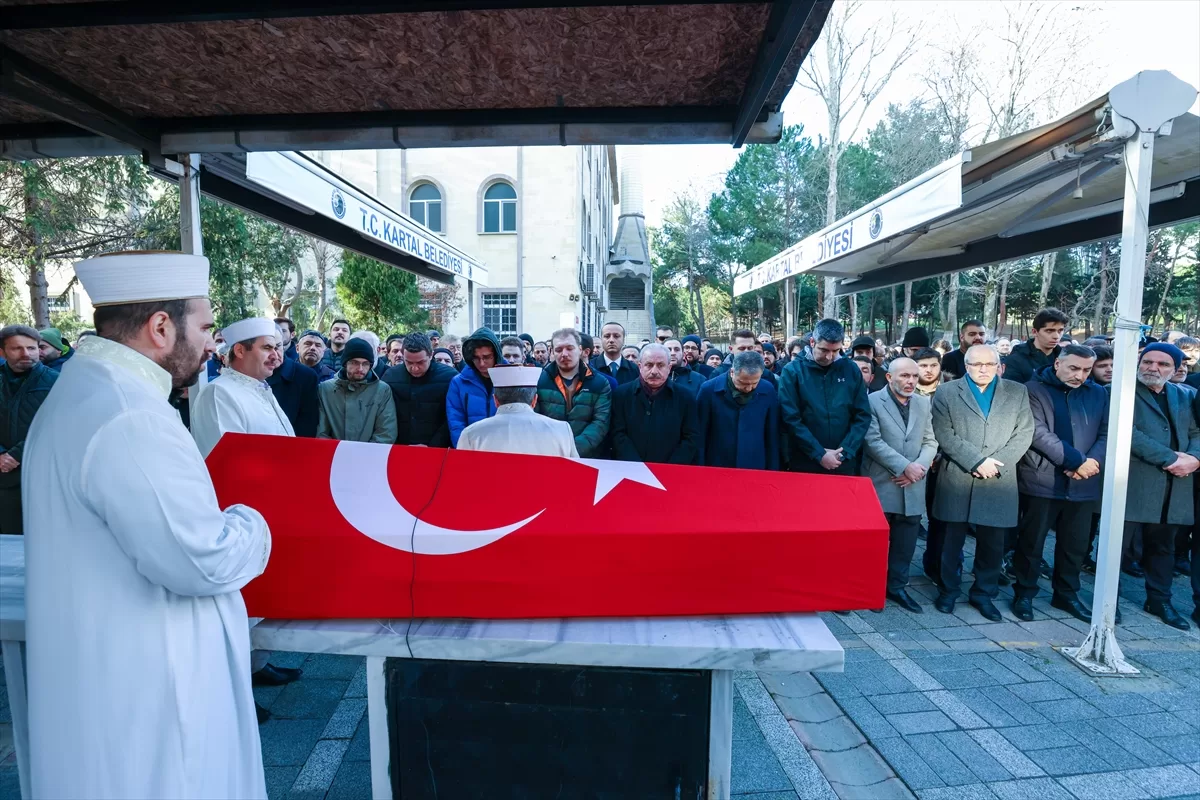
[610,380,699,465]
[382,360,458,447]
[1017,368,1109,501]
[0,362,58,488]
[267,357,321,437]
[670,364,707,396]
[777,355,871,475]
[941,348,967,380]
[590,355,640,386]
[1002,339,1061,384]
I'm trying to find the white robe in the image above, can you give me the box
[21,336,271,799]
[457,403,579,457]
[190,367,295,458]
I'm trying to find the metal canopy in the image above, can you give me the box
[196,151,484,286]
[0,1,831,159]
[736,89,1200,297]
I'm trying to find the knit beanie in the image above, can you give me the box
[850,334,875,352]
[902,327,931,348]
[681,334,702,348]
[342,337,376,366]
[38,327,68,354]
[1140,342,1183,370]
[762,342,778,355]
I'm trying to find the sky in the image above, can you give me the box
[624,0,1200,228]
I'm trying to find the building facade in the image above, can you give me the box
[315,145,619,340]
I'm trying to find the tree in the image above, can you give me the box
[659,189,714,337]
[798,0,918,317]
[306,239,340,331]
[335,251,427,335]
[244,218,307,318]
[0,157,157,327]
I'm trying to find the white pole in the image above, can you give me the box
[179,153,209,393]
[1063,128,1155,675]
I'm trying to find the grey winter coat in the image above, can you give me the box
[931,378,1035,527]
[1125,381,1200,525]
[316,371,398,444]
[863,389,938,517]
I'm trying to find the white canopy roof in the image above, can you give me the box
[736,80,1200,297]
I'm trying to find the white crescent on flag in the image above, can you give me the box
[329,441,543,555]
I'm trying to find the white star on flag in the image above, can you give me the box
[576,458,666,504]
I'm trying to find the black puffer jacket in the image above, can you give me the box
[383,360,458,446]
[1002,339,1061,384]
[777,354,871,475]
[0,361,58,485]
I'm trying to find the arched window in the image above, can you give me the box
[409,183,443,233]
[482,181,517,233]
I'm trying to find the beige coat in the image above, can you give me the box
[458,403,579,457]
[863,388,938,516]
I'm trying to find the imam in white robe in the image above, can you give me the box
[191,367,295,458]
[457,402,579,457]
[21,335,271,800]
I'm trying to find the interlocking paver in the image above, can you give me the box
[1028,697,1104,723]
[1121,764,1200,797]
[915,784,998,800]
[1056,771,1152,800]
[924,690,988,729]
[996,723,1079,751]
[905,733,978,786]
[788,716,867,753]
[872,737,945,790]
[869,692,939,715]
[967,730,1045,779]
[887,711,957,736]
[1004,681,1074,703]
[935,731,1013,782]
[986,777,1074,800]
[1083,719,1178,767]
[1116,712,1199,739]
[290,738,350,795]
[1024,744,1113,777]
[951,689,1021,728]
[259,719,328,767]
[1150,734,1200,763]
[321,697,367,740]
[974,686,1049,726]
[835,696,900,741]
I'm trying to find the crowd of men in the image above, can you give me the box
[3,247,1200,798]
[5,308,1200,628]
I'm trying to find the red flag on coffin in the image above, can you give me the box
[207,434,888,619]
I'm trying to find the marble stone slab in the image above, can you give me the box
[0,535,843,673]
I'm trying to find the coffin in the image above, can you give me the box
[207,434,888,618]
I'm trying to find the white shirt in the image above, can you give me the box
[457,403,579,457]
[22,335,271,799]
[190,367,295,457]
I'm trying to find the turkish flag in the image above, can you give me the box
[208,434,888,619]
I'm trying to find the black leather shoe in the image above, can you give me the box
[887,589,924,613]
[970,598,1002,622]
[252,663,303,687]
[1011,597,1034,622]
[934,594,957,614]
[256,702,271,725]
[1051,595,1091,623]
[1144,601,1190,631]
[1122,561,1145,579]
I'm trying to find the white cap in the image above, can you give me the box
[222,317,279,344]
[489,365,543,388]
[74,251,209,307]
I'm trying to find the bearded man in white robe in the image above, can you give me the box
[191,317,295,458]
[22,252,272,799]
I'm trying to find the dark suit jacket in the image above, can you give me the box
[610,380,699,465]
[267,357,320,437]
[591,355,640,385]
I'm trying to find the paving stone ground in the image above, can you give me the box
[1,531,1196,799]
[806,531,1200,800]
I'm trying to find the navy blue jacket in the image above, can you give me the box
[696,373,780,471]
[777,355,871,475]
[42,347,74,373]
[670,364,707,396]
[267,357,321,437]
[711,360,778,388]
[1017,367,1109,501]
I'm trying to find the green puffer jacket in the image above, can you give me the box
[1,361,58,488]
[316,370,398,444]
[536,361,612,457]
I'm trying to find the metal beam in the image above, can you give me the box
[0,0,749,30]
[731,0,818,147]
[196,167,458,286]
[831,179,1200,294]
[0,45,160,159]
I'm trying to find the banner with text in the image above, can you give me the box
[246,151,488,286]
[733,160,963,297]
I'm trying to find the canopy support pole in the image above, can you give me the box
[1062,128,1154,675]
[784,276,795,339]
[180,153,209,393]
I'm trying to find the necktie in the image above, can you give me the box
[610,362,618,376]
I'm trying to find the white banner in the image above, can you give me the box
[246,151,488,286]
[733,158,963,297]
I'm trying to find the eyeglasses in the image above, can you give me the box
[965,362,999,369]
